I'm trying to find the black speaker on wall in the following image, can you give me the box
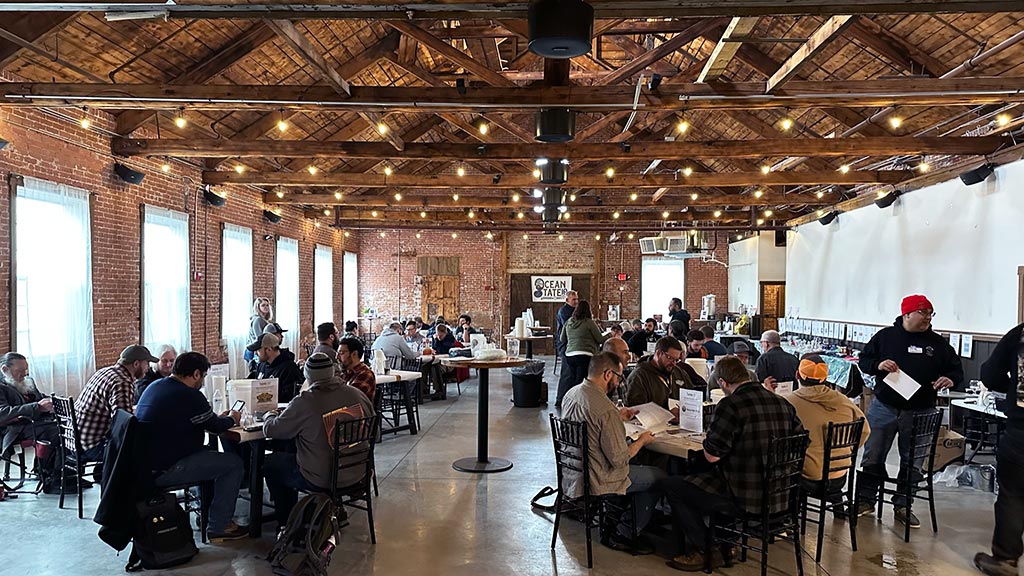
[114,162,145,185]
[960,163,995,186]
[775,230,787,246]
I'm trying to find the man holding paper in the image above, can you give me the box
[561,352,665,554]
[625,337,699,419]
[855,294,962,529]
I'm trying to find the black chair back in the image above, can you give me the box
[762,431,811,517]
[549,414,590,498]
[52,396,83,456]
[329,414,381,496]
[385,356,402,370]
[822,418,866,482]
[905,410,943,472]
[400,357,422,372]
[702,402,717,430]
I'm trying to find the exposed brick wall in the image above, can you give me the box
[0,103,356,368]
[685,232,731,316]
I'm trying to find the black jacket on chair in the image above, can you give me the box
[95,409,153,551]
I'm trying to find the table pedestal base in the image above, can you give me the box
[452,457,513,473]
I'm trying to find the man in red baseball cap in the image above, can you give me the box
[854,294,963,529]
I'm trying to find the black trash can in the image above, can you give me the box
[512,374,544,407]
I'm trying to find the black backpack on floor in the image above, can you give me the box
[125,493,198,572]
[267,493,342,576]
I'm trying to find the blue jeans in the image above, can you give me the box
[265,451,323,525]
[619,465,667,537]
[155,450,243,533]
[856,398,932,508]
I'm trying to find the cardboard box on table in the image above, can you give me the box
[227,378,279,414]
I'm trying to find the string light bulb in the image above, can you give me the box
[371,210,379,217]
[839,164,850,174]
[662,211,670,219]
[467,210,475,218]
[780,117,794,131]
[761,165,771,175]
[512,193,520,202]
[394,192,402,201]
[630,193,638,201]
[753,189,764,199]
[452,193,459,201]
[677,119,689,134]
[605,167,615,179]
[456,166,466,177]
[682,167,693,177]
[613,211,621,219]
[377,122,388,135]
[713,210,722,218]
[889,116,902,129]
[517,211,525,219]
[383,166,393,176]
[161,163,170,173]
[307,165,318,175]
[174,109,187,129]
[420,211,427,218]
[569,193,576,202]
[690,193,699,201]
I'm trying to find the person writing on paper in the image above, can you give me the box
[625,337,699,420]
[757,330,800,391]
[660,357,804,571]
[973,322,1024,576]
[783,354,870,500]
[855,294,962,529]
[561,352,665,554]
[262,353,374,526]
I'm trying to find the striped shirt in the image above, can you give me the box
[76,363,135,451]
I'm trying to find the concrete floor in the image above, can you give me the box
[0,356,1004,575]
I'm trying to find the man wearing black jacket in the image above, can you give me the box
[248,333,304,404]
[668,297,691,332]
[975,323,1024,576]
[855,294,963,529]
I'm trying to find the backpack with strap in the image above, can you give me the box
[267,493,342,576]
[125,493,198,572]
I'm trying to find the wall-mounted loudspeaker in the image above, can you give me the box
[114,162,145,185]
[959,163,995,186]
[263,209,282,224]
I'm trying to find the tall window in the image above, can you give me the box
[343,251,358,324]
[275,237,300,353]
[314,245,333,327]
[222,224,253,377]
[641,257,686,322]
[142,206,191,353]
[14,176,94,396]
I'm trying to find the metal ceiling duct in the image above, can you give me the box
[535,108,576,142]
[537,158,569,184]
[527,0,594,58]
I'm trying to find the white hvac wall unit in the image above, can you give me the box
[639,236,665,255]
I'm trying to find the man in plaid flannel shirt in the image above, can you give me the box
[660,356,805,572]
[75,345,157,459]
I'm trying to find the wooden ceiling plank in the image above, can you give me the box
[602,19,725,86]
[0,11,79,67]
[387,20,515,87]
[766,15,854,92]
[265,19,351,95]
[850,17,951,76]
[697,16,760,83]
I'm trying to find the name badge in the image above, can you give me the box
[908,346,923,354]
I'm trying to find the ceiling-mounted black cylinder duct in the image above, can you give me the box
[535,108,576,142]
[542,187,564,206]
[538,158,569,184]
[528,0,594,58]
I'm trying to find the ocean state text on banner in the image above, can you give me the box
[531,276,572,303]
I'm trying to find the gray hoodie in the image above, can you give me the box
[263,376,374,489]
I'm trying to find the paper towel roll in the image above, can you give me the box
[515,317,526,338]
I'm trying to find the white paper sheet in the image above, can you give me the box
[949,333,961,353]
[961,334,974,358]
[678,389,704,433]
[624,422,646,442]
[774,381,794,395]
[630,401,676,433]
[883,370,922,401]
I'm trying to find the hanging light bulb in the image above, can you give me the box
[558,234,564,241]
[80,116,91,129]
[371,210,379,217]
[677,119,689,134]
[533,168,541,179]
[452,232,459,239]
[394,192,402,201]
[517,211,525,219]
[467,209,475,218]
[383,165,393,176]
[713,210,722,218]
[523,233,529,240]
[511,193,520,202]
[161,163,170,173]
[682,167,693,177]
[277,111,288,133]
[174,109,187,128]
[416,232,422,239]
[839,164,850,174]
[780,117,794,131]
[816,191,825,199]
[456,165,466,177]
[562,212,570,220]
[486,232,494,240]
[662,211,669,219]
[627,233,634,239]
[323,209,330,216]
[690,193,699,200]
[380,231,386,238]
[314,221,321,228]
[344,231,350,237]
[595,234,601,240]
[307,165,318,175]
[569,193,576,202]
[997,113,1012,127]
[754,189,764,199]
[918,161,930,173]
[756,218,765,225]
[235,164,246,174]
[452,193,459,201]
[764,209,774,217]
[889,116,902,129]
[612,211,621,219]
[420,211,427,218]
[630,193,638,201]
[761,165,771,175]
[377,122,389,135]
[276,190,285,199]
[605,167,615,179]
[335,192,342,200]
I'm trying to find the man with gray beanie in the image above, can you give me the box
[262,352,374,525]
[76,345,157,459]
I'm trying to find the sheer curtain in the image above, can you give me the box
[640,257,686,321]
[343,251,358,324]
[222,224,253,378]
[14,176,95,397]
[275,237,300,353]
[314,245,333,327]
[142,205,191,353]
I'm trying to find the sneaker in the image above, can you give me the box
[974,553,1020,576]
[601,532,654,555]
[208,522,248,543]
[894,507,921,529]
[667,550,723,572]
[855,501,875,518]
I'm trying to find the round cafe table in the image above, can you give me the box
[503,334,552,359]
[442,356,526,473]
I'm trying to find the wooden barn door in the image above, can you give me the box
[422,275,459,321]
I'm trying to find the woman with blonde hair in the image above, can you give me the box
[245,297,274,366]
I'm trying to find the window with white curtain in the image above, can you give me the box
[222,224,253,377]
[314,245,334,327]
[640,257,686,322]
[275,237,300,353]
[142,206,191,354]
[14,176,95,397]
[343,251,358,324]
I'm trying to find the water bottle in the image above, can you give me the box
[321,534,336,557]
[212,389,224,413]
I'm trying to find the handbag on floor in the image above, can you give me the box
[125,493,198,571]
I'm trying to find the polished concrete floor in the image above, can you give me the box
[0,357,1004,575]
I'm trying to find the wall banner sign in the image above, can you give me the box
[531,275,572,302]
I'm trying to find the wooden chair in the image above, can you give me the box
[704,432,810,576]
[52,396,105,518]
[800,418,866,562]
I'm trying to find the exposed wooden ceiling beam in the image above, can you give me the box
[848,18,950,77]
[697,17,759,83]
[116,22,278,135]
[114,135,1008,160]
[268,192,840,208]
[211,169,905,188]
[54,1,1020,20]
[0,11,78,68]
[599,19,723,85]
[312,208,795,225]
[431,19,706,39]
[387,20,515,87]
[766,15,854,92]
[15,77,1024,112]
